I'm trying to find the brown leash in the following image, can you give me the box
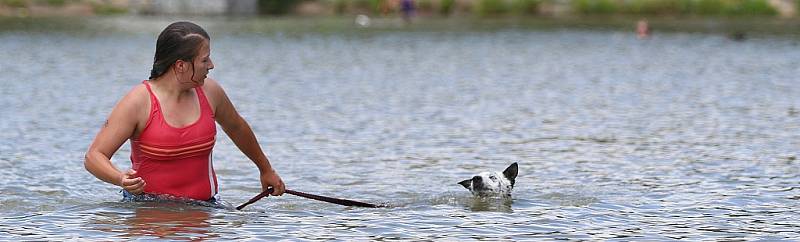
[237,188,385,210]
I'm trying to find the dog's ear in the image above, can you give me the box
[458,179,471,190]
[503,162,518,186]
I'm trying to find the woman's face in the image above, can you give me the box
[182,39,214,88]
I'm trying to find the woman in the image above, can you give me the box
[84,21,285,202]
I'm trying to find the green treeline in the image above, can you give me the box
[0,0,781,17]
[257,0,779,16]
[572,0,776,16]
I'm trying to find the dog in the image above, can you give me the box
[458,162,518,197]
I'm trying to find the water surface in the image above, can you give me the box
[1,18,799,240]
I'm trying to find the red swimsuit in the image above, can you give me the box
[130,81,218,201]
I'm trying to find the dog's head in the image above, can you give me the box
[459,162,518,197]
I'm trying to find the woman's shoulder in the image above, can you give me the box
[200,78,226,109]
[202,78,222,91]
[122,82,150,104]
[113,82,151,114]
[104,82,151,129]
[201,78,226,99]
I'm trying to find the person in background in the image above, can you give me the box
[401,0,415,23]
[84,21,285,202]
[637,19,650,39]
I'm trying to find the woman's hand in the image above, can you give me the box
[120,169,146,195]
[260,169,285,196]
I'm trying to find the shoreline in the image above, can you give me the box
[1,15,799,38]
[0,0,795,18]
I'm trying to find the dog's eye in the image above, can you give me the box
[489,176,497,181]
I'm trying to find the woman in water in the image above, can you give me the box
[84,21,285,202]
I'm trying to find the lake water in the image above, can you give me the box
[1,17,799,240]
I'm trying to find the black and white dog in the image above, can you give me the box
[458,162,518,197]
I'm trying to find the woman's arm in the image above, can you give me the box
[205,79,285,196]
[84,85,147,194]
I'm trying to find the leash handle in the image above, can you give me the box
[237,188,384,210]
[236,187,275,210]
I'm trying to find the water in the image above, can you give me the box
[1,18,800,240]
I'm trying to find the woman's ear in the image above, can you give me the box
[174,60,191,73]
[174,60,187,73]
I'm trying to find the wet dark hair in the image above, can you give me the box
[149,21,210,79]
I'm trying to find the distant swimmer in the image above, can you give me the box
[729,31,747,41]
[637,19,650,39]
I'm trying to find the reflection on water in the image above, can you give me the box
[123,205,215,240]
[1,18,800,240]
[465,196,514,213]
